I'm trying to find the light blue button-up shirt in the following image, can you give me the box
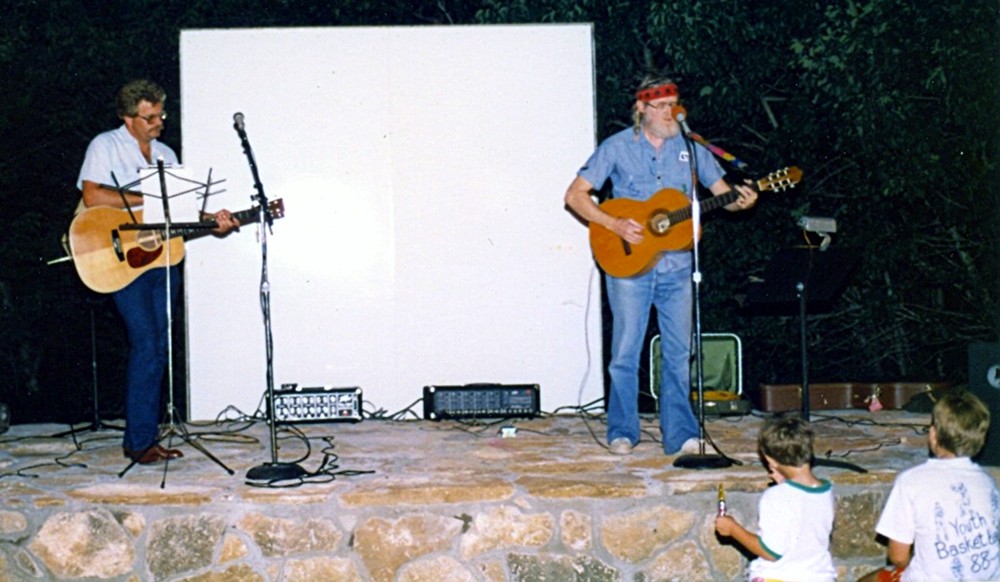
[577,127,724,202]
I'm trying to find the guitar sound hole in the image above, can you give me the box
[650,213,670,235]
[111,229,125,262]
[136,230,162,251]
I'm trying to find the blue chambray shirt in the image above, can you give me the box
[577,127,724,202]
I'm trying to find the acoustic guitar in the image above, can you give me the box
[68,199,284,293]
[589,167,801,277]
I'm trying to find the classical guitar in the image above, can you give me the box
[589,167,802,278]
[68,199,285,293]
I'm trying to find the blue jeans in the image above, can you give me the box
[605,252,698,454]
[112,266,180,452]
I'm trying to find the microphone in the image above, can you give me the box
[671,104,692,134]
[233,112,246,137]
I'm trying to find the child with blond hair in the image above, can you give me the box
[861,390,1000,582]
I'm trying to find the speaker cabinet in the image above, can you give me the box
[969,342,1000,466]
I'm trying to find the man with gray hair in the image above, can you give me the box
[564,76,757,456]
[76,79,240,464]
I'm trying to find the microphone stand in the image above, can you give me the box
[235,113,306,483]
[672,113,735,470]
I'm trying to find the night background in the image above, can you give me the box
[1,0,997,425]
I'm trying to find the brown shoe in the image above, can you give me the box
[124,444,184,464]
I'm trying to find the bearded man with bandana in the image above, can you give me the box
[564,76,757,456]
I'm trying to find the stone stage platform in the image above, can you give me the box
[0,409,984,581]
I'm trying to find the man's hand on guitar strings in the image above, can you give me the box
[609,216,645,244]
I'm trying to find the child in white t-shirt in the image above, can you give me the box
[861,390,1000,582]
[715,416,836,582]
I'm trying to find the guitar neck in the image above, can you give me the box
[121,199,283,242]
[700,189,744,213]
[667,185,752,225]
[182,205,264,242]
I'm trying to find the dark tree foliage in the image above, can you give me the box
[0,0,996,422]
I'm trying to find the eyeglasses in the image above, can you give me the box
[132,111,168,123]
[644,101,679,112]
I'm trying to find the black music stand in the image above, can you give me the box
[53,309,125,441]
[116,161,235,482]
[746,246,866,473]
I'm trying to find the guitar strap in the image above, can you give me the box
[684,130,752,174]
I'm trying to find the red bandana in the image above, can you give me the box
[636,83,679,102]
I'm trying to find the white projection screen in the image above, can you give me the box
[178,25,602,421]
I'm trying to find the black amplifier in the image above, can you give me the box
[270,385,363,423]
[423,383,540,420]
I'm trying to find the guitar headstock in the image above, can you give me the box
[757,166,803,193]
[268,198,285,220]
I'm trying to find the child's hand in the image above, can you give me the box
[715,515,738,536]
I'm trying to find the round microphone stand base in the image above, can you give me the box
[673,453,735,470]
[246,462,308,482]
